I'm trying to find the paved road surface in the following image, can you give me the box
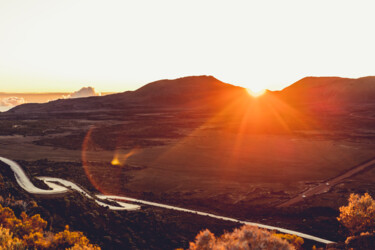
[0,156,334,244]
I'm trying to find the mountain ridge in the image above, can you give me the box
[278,76,375,104]
[5,75,375,114]
[6,75,247,113]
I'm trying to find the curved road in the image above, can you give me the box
[278,157,375,207]
[0,157,334,244]
[0,156,140,211]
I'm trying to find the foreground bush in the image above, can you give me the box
[189,225,294,250]
[0,226,24,249]
[0,204,46,238]
[337,193,375,235]
[0,204,99,249]
[272,233,304,249]
[344,231,375,249]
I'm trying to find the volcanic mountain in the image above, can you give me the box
[278,76,375,105]
[8,76,247,114]
[6,75,375,115]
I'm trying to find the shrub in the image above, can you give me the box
[0,196,37,213]
[273,233,304,249]
[189,229,216,250]
[189,225,294,250]
[0,226,24,250]
[338,193,375,235]
[0,204,47,238]
[344,231,375,249]
[23,231,49,249]
[0,204,100,249]
[0,204,22,231]
[67,243,101,250]
[49,225,100,250]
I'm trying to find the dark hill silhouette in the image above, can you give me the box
[8,75,248,114]
[131,75,246,106]
[6,75,375,115]
[135,75,235,95]
[278,76,375,105]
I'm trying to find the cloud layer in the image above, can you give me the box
[0,87,100,110]
[0,97,26,106]
[66,87,100,99]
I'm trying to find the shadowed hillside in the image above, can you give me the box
[132,75,246,106]
[6,75,375,135]
[8,76,248,114]
[8,75,375,115]
[278,76,375,105]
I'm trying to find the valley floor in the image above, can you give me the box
[0,104,375,248]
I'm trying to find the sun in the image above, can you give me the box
[246,88,266,97]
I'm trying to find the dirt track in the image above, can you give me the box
[278,157,375,207]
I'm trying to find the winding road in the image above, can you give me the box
[0,157,140,211]
[0,156,334,244]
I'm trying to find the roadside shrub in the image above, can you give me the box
[0,204,100,249]
[67,245,101,250]
[0,195,38,213]
[0,174,4,189]
[189,225,294,250]
[49,226,100,249]
[344,231,375,249]
[0,204,47,238]
[273,233,304,249]
[0,226,24,250]
[23,231,50,249]
[189,229,216,250]
[337,193,375,235]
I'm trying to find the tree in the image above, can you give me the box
[338,193,375,235]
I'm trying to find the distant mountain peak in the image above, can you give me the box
[132,75,241,98]
[6,75,246,113]
[135,75,233,93]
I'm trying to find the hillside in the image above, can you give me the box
[278,76,375,105]
[8,75,375,115]
[1,75,375,249]
[7,76,247,114]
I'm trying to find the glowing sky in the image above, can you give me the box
[0,0,374,93]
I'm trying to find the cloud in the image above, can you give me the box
[66,87,101,99]
[0,97,26,106]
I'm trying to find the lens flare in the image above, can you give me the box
[111,156,121,166]
[81,127,141,194]
[111,148,140,167]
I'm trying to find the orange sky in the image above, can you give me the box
[0,1,374,93]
